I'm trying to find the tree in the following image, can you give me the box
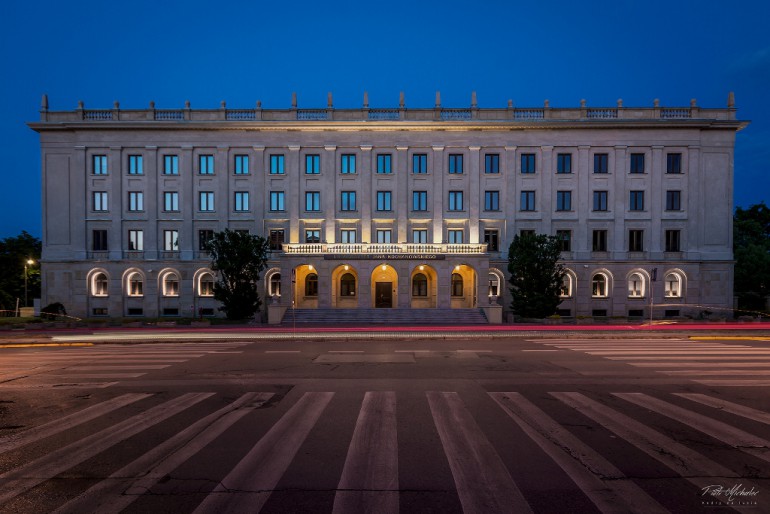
[205,229,271,320]
[507,233,566,319]
[734,202,770,312]
[0,231,42,310]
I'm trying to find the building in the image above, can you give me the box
[30,92,747,321]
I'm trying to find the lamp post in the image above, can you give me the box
[24,259,34,308]
[649,267,658,324]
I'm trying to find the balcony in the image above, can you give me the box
[282,243,488,255]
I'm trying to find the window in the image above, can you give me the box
[377,154,392,174]
[163,192,179,212]
[630,153,645,173]
[485,154,499,174]
[269,229,285,250]
[305,229,320,243]
[92,272,109,296]
[340,273,356,296]
[629,191,645,211]
[199,192,214,212]
[163,273,180,297]
[341,154,356,174]
[451,273,464,296]
[93,229,108,251]
[305,154,320,174]
[128,192,144,212]
[376,230,392,243]
[305,191,320,211]
[556,153,572,174]
[521,153,536,173]
[628,273,644,297]
[305,273,318,297]
[127,273,143,296]
[665,273,682,297]
[164,230,179,251]
[340,229,356,244]
[448,191,463,211]
[556,230,571,251]
[93,155,108,175]
[270,154,285,174]
[234,192,249,212]
[484,229,499,251]
[412,273,428,297]
[234,155,249,175]
[520,191,536,211]
[592,274,608,297]
[413,191,427,211]
[666,153,682,174]
[199,229,214,251]
[448,154,463,174]
[592,191,608,212]
[199,273,215,296]
[556,191,572,211]
[594,153,608,173]
[93,192,108,212]
[629,230,644,252]
[270,191,285,211]
[128,229,144,251]
[413,154,427,174]
[341,191,357,211]
[199,155,214,175]
[665,229,681,252]
[485,191,500,211]
[412,229,427,243]
[520,229,535,237]
[592,230,608,252]
[268,273,281,297]
[560,275,572,298]
[377,191,392,211]
[128,155,143,175]
[666,190,681,211]
[448,229,464,244]
[163,155,179,175]
[489,273,500,297]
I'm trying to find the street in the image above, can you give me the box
[1,332,769,513]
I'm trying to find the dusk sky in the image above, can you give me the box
[1,0,768,238]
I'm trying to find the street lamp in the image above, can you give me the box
[24,259,34,308]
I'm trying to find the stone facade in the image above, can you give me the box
[29,93,747,320]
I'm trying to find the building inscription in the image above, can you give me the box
[323,254,446,261]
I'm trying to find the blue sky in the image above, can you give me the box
[1,0,768,238]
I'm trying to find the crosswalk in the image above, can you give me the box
[0,388,766,513]
[533,338,770,386]
[0,342,248,389]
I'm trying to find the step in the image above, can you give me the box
[280,308,488,325]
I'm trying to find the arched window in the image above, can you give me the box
[199,273,215,297]
[560,274,572,298]
[340,273,356,296]
[127,273,143,297]
[488,273,500,297]
[665,273,682,297]
[592,273,608,298]
[269,273,282,297]
[305,273,318,297]
[628,273,644,298]
[451,273,464,297]
[92,272,109,297]
[163,273,180,297]
[412,273,428,296]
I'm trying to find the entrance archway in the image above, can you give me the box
[410,264,437,308]
[450,264,477,308]
[370,264,398,308]
[332,264,359,308]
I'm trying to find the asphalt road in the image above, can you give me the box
[1,333,769,513]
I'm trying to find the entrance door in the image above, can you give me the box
[375,282,393,308]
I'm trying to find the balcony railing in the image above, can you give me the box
[282,243,488,255]
[83,110,113,121]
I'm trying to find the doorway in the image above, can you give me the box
[375,282,393,308]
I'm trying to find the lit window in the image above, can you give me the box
[665,273,682,298]
[592,274,608,297]
[560,274,572,298]
[91,272,109,296]
[489,273,500,296]
[164,230,179,251]
[128,229,144,251]
[269,273,281,297]
[127,272,143,297]
[628,273,644,297]
[163,273,180,297]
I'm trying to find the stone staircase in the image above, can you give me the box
[280,308,489,326]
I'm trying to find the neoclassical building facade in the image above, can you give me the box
[30,93,747,320]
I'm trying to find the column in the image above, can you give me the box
[468,146,480,243]
[396,145,409,243]
[360,145,373,243]
[431,145,444,243]
[287,144,301,243]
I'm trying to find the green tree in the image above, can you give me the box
[0,231,42,310]
[507,233,565,319]
[205,229,271,320]
[734,202,770,312]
